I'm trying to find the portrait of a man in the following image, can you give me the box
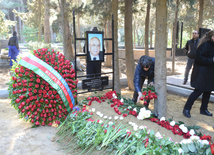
[87,32,104,62]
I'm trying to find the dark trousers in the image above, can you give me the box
[184,89,211,111]
[184,58,194,82]
[132,76,154,103]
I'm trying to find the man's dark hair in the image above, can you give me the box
[139,55,153,68]
[13,31,17,36]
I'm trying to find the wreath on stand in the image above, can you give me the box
[7,48,78,127]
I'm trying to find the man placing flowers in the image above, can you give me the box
[132,55,155,107]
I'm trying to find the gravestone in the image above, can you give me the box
[0,40,10,73]
[0,40,9,53]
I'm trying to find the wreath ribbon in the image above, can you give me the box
[19,54,75,113]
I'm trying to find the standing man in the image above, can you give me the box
[8,31,20,67]
[132,55,155,107]
[183,30,200,85]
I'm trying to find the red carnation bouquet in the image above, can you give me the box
[7,48,78,127]
[140,84,157,106]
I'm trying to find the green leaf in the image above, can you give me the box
[182,143,189,153]
[188,143,196,153]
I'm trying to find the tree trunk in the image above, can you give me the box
[60,0,74,60]
[197,0,204,30]
[13,13,18,35]
[38,0,42,42]
[144,0,151,56]
[172,0,179,75]
[125,0,135,90]
[133,19,136,49]
[154,0,167,118]
[112,0,121,94]
[77,0,81,53]
[44,0,51,43]
[105,20,112,67]
[150,29,153,48]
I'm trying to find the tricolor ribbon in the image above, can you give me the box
[19,54,74,113]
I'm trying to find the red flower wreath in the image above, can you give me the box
[8,48,78,127]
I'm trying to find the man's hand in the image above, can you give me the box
[137,92,142,103]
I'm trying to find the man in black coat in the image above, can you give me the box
[183,30,200,85]
[183,30,214,118]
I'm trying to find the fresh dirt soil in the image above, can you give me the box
[0,58,214,154]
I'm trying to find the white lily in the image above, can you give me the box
[160,117,165,121]
[144,110,151,118]
[112,93,117,99]
[108,121,113,125]
[189,129,195,136]
[108,116,112,120]
[91,108,95,112]
[133,125,139,131]
[190,135,200,141]
[119,116,124,120]
[140,107,146,113]
[99,113,104,117]
[99,120,103,124]
[133,108,137,112]
[96,111,101,115]
[139,126,147,130]
[114,116,119,120]
[181,127,188,133]
[170,121,176,127]
[103,116,108,119]
[120,98,124,102]
[178,148,184,154]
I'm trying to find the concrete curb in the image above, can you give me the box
[0,89,9,99]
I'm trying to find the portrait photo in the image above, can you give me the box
[86,31,104,62]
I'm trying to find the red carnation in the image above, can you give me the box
[36,78,40,83]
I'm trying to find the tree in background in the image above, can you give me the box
[125,0,135,90]
[112,0,121,94]
[154,0,167,118]
[44,0,51,43]
[144,0,151,56]
[196,0,204,31]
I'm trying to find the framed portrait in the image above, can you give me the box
[86,31,104,63]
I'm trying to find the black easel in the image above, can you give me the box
[73,11,115,103]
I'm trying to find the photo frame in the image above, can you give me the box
[86,31,104,63]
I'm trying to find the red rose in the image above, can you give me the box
[131,111,137,116]
[35,84,39,88]
[123,113,127,117]
[35,121,40,126]
[36,78,40,83]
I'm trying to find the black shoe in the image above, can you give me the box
[200,109,213,116]
[183,81,187,85]
[183,109,191,118]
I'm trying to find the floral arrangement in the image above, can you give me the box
[7,48,78,127]
[56,108,213,155]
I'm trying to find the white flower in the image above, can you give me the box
[181,127,188,133]
[114,116,119,120]
[137,114,145,120]
[119,116,124,120]
[129,122,133,125]
[140,107,146,113]
[99,113,104,117]
[126,129,130,132]
[170,121,176,127]
[99,120,103,124]
[155,132,162,139]
[133,108,137,112]
[103,116,108,119]
[112,93,117,99]
[200,140,209,146]
[190,135,200,141]
[108,121,113,125]
[139,126,147,130]
[144,110,151,118]
[179,124,185,130]
[189,129,195,136]
[91,108,95,112]
[120,98,124,102]
[133,125,139,131]
[160,117,165,121]
[127,106,132,109]
[178,148,183,154]
[180,139,192,144]
[96,111,101,115]
[108,117,112,120]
